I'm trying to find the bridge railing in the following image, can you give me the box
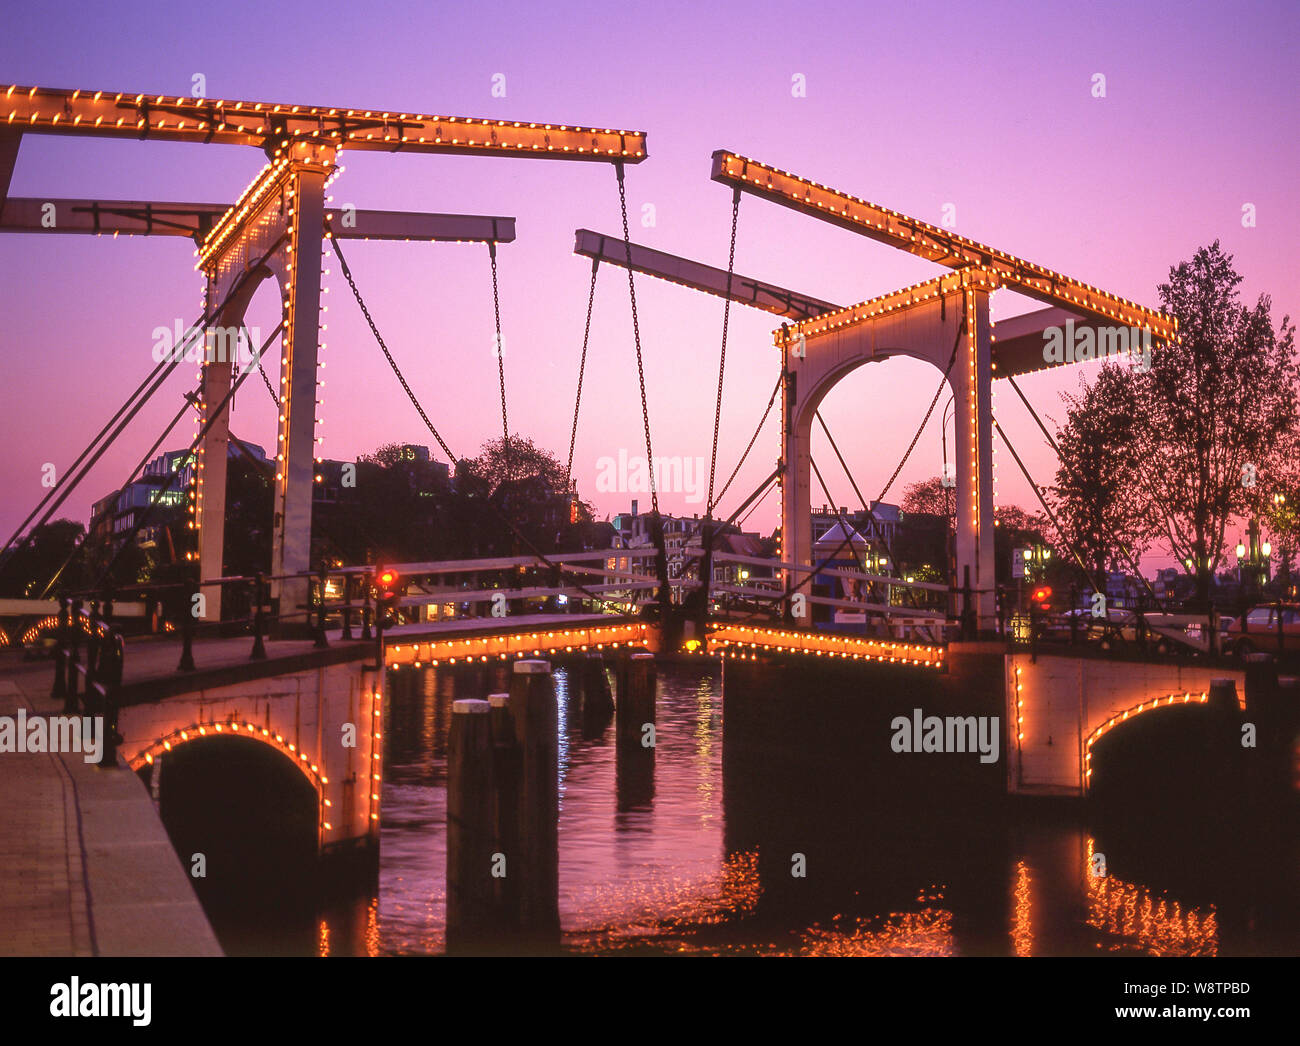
[49,547,968,673]
[49,598,123,767]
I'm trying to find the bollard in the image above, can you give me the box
[1243,652,1277,718]
[178,582,196,672]
[250,574,267,661]
[98,632,124,769]
[616,652,656,748]
[340,574,354,641]
[53,597,69,705]
[314,563,329,648]
[1207,677,1239,714]
[68,599,83,706]
[508,660,560,946]
[446,699,495,952]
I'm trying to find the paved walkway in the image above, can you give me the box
[0,657,222,956]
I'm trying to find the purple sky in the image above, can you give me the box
[2,0,1296,571]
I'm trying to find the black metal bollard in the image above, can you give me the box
[67,598,83,708]
[53,596,70,705]
[178,581,196,672]
[250,573,267,661]
[97,631,124,769]
[314,562,329,648]
[341,574,354,641]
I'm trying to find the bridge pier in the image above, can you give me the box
[118,656,382,877]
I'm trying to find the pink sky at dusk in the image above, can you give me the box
[1,0,1296,573]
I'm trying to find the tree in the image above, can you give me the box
[1133,241,1297,604]
[1049,363,1155,591]
[460,435,568,496]
[1256,426,1300,593]
[0,520,87,598]
[901,476,954,527]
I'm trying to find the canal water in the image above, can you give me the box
[196,661,1299,957]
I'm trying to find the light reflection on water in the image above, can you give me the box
[360,660,1282,957]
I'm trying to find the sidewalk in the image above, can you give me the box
[0,659,222,956]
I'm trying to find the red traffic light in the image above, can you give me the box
[376,568,398,587]
[1031,586,1052,602]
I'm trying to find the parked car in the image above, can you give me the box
[1045,607,1136,648]
[1224,603,1300,658]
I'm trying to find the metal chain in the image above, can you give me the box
[564,259,600,496]
[489,243,511,480]
[331,234,458,465]
[239,324,279,407]
[616,162,658,514]
[711,371,781,514]
[330,228,629,613]
[708,187,742,512]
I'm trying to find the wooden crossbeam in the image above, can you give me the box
[573,228,839,320]
[712,150,1175,340]
[2,85,647,162]
[0,198,516,243]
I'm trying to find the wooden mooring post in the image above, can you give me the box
[616,651,656,748]
[508,660,560,946]
[446,698,494,953]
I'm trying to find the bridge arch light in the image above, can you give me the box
[1083,691,1209,788]
[128,718,329,833]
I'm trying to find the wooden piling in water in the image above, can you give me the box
[446,698,493,952]
[1208,677,1239,714]
[508,660,560,945]
[582,653,615,717]
[487,692,519,930]
[617,652,656,747]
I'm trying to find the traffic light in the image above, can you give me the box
[375,568,400,630]
[1031,585,1052,612]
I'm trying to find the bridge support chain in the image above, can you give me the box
[446,698,496,953]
